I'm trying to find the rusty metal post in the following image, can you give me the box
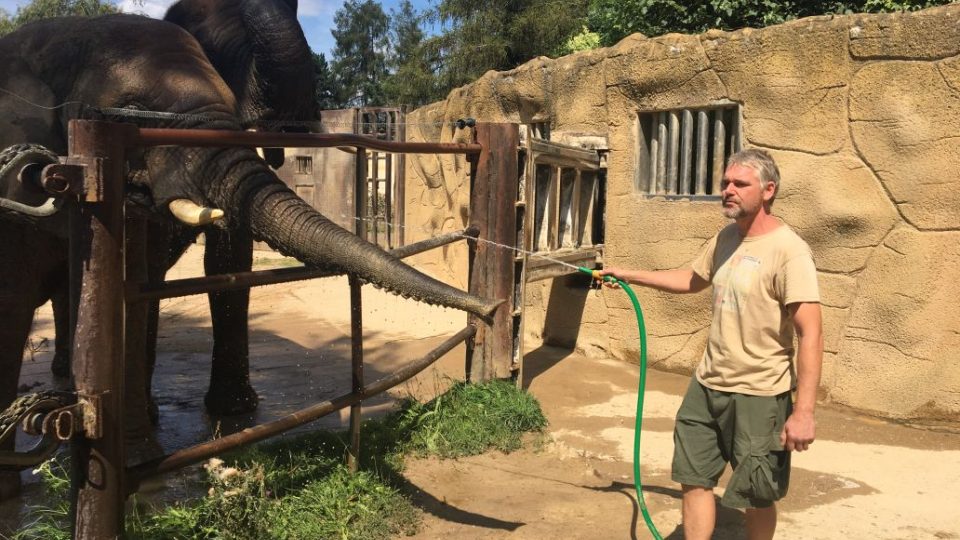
[467,124,519,381]
[347,275,363,472]
[67,120,134,539]
[347,147,368,472]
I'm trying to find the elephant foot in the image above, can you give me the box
[125,433,165,467]
[51,351,70,379]
[0,471,21,501]
[204,382,258,416]
[147,395,159,426]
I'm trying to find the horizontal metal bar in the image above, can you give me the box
[128,226,479,302]
[132,128,482,155]
[127,324,476,485]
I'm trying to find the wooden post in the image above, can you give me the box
[467,123,519,381]
[68,120,134,540]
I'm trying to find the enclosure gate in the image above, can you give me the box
[0,121,519,539]
[513,127,605,383]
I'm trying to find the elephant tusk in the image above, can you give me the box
[168,199,225,226]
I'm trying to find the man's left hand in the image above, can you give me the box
[781,409,815,452]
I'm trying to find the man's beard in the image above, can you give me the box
[722,201,745,219]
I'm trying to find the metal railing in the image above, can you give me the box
[0,120,519,539]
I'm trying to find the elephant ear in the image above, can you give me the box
[281,0,297,14]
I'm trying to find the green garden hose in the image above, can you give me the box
[579,267,664,540]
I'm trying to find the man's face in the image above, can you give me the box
[720,163,771,220]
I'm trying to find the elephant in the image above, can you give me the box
[0,14,499,498]
[46,0,319,422]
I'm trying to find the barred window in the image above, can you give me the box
[295,155,312,175]
[636,105,741,197]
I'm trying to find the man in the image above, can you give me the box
[601,149,823,539]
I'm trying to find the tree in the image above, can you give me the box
[312,52,339,110]
[0,0,121,36]
[429,0,590,89]
[330,0,390,108]
[382,0,441,107]
[586,0,957,47]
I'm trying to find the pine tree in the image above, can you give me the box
[330,0,390,107]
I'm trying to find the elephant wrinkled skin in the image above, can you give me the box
[0,14,499,499]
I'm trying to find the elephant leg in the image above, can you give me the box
[50,280,71,379]
[203,227,257,415]
[124,216,157,445]
[0,303,34,500]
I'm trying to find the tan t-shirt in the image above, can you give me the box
[690,222,819,396]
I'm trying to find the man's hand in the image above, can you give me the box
[781,409,815,452]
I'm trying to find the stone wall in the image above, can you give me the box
[403,5,960,421]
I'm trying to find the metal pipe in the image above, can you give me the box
[132,128,483,155]
[127,226,480,302]
[347,275,363,472]
[127,325,476,484]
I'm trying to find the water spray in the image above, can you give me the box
[578,266,664,540]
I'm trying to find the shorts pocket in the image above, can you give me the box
[722,436,783,508]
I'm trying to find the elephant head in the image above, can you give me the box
[164,0,317,168]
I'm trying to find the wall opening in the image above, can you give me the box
[636,104,741,198]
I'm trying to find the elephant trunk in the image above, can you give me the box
[228,171,501,317]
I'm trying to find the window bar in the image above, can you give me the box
[656,111,668,194]
[711,110,726,196]
[370,151,380,244]
[571,169,582,248]
[680,109,694,195]
[549,166,561,250]
[696,110,709,195]
[728,108,741,156]
[667,110,680,194]
[648,117,659,195]
[384,113,394,249]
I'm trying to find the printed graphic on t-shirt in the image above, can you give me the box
[714,253,762,313]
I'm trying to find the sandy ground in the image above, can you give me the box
[4,244,960,539]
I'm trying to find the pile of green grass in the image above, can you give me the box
[14,379,547,540]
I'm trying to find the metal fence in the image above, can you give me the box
[0,120,520,539]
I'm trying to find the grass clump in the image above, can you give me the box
[15,379,546,539]
[395,379,548,458]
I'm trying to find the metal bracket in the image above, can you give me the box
[43,157,107,202]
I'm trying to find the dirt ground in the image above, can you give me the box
[5,244,960,539]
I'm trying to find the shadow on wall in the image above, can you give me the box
[521,273,593,389]
[542,273,593,348]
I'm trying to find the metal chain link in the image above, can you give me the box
[0,391,76,451]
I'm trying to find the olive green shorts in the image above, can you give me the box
[671,378,792,509]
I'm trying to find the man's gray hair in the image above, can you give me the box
[727,148,781,206]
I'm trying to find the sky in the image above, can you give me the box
[0,0,436,57]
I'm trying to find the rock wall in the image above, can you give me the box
[403,5,960,421]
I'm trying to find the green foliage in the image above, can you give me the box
[0,0,121,37]
[382,0,441,107]
[12,461,71,540]
[585,0,957,46]
[16,380,546,539]
[312,52,340,111]
[331,0,390,108]
[396,380,548,457]
[562,26,603,54]
[428,0,591,89]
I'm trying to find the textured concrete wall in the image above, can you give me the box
[403,5,960,421]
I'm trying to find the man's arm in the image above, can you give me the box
[781,301,823,452]
[598,267,710,294]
